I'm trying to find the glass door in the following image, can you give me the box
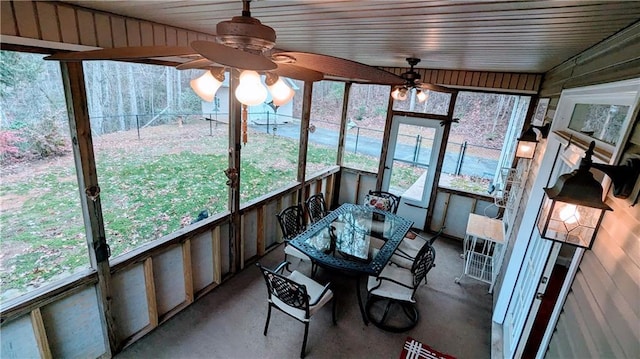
[382,115,444,229]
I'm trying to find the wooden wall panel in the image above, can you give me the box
[442,194,474,239]
[111,265,149,342]
[35,2,60,42]
[0,314,41,359]
[429,191,448,233]
[94,13,112,48]
[176,29,188,46]
[152,23,165,46]
[1,1,213,52]
[165,27,177,46]
[191,231,215,293]
[382,67,541,94]
[125,19,141,47]
[57,5,79,44]
[110,17,127,47]
[541,23,640,97]
[242,210,258,260]
[219,222,231,275]
[152,246,186,316]
[40,287,107,358]
[77,10,97,46]
[140,22,154,46]
[1,1,17,36]
[12,1,38,39]
[265,200,279,248]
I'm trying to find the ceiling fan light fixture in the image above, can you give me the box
[236,70,268,106]
[391,87,407,101]
[190,69,225,102]
[265,73,295,107]
[416,89,429,103]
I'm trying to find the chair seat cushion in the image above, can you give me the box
[285,244,311,261]
[390,251,414,270]
[367,264,416,302]
[272,270,333,320]
[400,235,427,251]
[391,236,426,269]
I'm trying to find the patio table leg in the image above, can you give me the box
[356,276,369,325]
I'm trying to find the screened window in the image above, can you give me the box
[342,83,391,173]
[85,62,229,257]
[240,78,302,201]
[0,51,87,302]
[439,91,529,195]
[304,80,344,177]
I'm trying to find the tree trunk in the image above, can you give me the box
[165,68,174,115]
[90,62,104,134]
[115,63,125,131]
[127,65,139,129]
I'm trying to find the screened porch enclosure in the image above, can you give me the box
[1,2,639,359]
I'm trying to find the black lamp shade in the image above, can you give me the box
[537,152,612,248]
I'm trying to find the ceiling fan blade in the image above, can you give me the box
[419,83,453,93]
[45,46,195,61]
[274,52,403,85]
[191,41,277,71]
[273,63,324,82]
[176,58,217,70]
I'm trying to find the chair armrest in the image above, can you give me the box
[309,283,332,306]
[394,247,415,260]
[273,261,290,274]
[373,275,413,290]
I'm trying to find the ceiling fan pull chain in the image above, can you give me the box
[242,105,249,145]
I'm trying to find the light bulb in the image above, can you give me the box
[416,90,428,103]
[397,88,408,101]
[266,75,295,106]
[235,70,268,106]
[190,70,224,102]
[391,88,403,100]
[559,203,580,224]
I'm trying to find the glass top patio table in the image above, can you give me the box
[289,203,413,276]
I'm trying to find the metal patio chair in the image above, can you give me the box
[257,261,336,358]
[366,241,436,332]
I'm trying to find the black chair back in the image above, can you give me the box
[429,226,445,245]
[411,242,436,288]
[305,193,328,223]
[257,263,309,314]
[277,204,305,240]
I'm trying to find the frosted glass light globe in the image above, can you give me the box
[267,77,295,106]
[190,70,224,102]
[235,70,267,106]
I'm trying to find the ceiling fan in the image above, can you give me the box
[391,57,450,102]
[45,0,402,86]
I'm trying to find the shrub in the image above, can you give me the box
[21,117,69,159]
[0,130,25,164]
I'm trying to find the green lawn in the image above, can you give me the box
[0,121,380,298]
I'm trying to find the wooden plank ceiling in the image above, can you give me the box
[61,0,640,73]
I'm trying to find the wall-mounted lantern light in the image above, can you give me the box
[537,141,640,249]
[516,123,551,159]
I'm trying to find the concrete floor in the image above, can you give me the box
[115,236,493,359]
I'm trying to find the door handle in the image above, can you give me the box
[404,203,427,209]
